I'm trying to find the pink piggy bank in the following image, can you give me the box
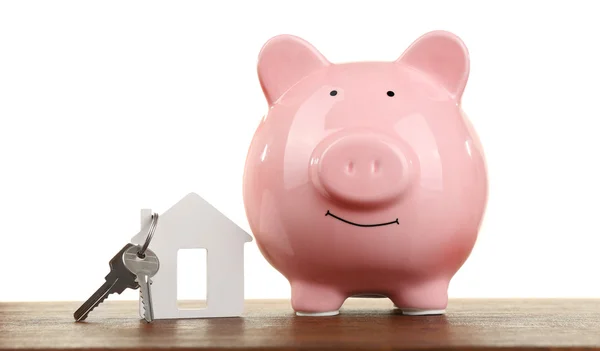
[243,31,488,316]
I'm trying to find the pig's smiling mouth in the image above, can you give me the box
[325,210,399,227]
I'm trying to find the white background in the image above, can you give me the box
[1,0,599,302]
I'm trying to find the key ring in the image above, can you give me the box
[138,213,159,258]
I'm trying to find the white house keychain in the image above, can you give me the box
[130,192,253,320]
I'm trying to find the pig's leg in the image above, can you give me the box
[291,281,346,316]
[389,279,449,316]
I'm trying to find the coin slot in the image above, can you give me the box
[177,248,207,309]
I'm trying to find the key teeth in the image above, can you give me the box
[140,289,146,317]
[75,293,109,321]
[90,293,110,316]
[139,278,153,322]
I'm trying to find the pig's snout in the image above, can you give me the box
[311,132,413,207]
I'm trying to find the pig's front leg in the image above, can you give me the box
[291,281,346,316]
[389,279,449,315]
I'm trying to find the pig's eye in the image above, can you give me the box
[330,90,338,96]
[387,91,395,97]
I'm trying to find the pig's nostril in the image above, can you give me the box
[345,161,355,174]
[371,160,380,174]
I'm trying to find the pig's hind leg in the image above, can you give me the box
[389,278,449,316]
[291,281,346,316]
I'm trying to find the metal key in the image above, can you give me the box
[74,243,140,322]
[123,245,160,322]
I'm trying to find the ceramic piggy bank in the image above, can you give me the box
[243,31,488,316]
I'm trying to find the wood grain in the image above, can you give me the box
[1,299,599,350]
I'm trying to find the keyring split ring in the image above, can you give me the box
[138,213,159,258]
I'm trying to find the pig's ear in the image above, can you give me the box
[397,31,470,100]
[258,34,330,105]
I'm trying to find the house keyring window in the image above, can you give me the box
[137,213,159,259]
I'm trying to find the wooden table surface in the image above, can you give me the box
[1,298,599,350]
